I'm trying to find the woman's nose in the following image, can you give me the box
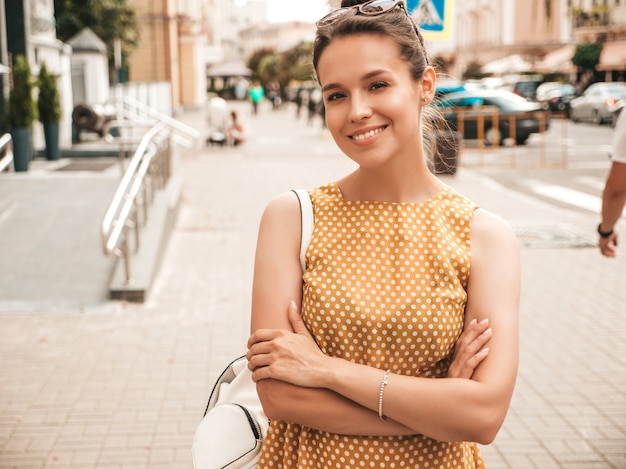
[348,93,372,122]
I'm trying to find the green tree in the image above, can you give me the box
[277,42,315,85]
[247,47,276,81]
[572,42,603,71]
[54,0,138,71]
[248,42,315,90]
[462,61,486,80]
[258,54,280,84]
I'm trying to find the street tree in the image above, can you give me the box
[54,0,138,75]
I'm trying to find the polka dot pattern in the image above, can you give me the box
[258,182,485,468]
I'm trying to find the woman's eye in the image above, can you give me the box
[370,81,389,91]
[326,92,345,102]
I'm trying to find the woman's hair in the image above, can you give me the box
[312,0,439,164]
[313,0,430,82]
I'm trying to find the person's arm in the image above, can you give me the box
[599,161,626,257]
[250,197,514,440]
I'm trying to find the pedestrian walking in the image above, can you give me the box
[598,109,626,257]
[266,79,282,110]
[248,80,265,115]
[245,1,520,468]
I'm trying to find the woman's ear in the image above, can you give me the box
[420,66,437,104]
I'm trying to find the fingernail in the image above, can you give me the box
[479,318,489,326]
[480,347,489,354]
[469,318,477,326]
[482,328,492,336]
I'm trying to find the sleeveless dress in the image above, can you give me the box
[257,182,485,469]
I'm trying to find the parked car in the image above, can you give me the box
[435,79,466,100]
[610,99,625,127]
[536,82,577,115]
[512,78,543,101]
[436,89,550,145]
[569,82,626,124]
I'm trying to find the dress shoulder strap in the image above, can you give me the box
[292,189,314,273]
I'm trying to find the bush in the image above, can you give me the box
[6,55,37,129]
[37,63,61,124]
[572,43,603,72]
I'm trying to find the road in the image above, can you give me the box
[461,118,615,220]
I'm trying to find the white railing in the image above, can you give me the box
[108,94,200,148]
[101,123,171,284]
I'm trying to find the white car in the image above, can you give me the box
[569,82,626,124]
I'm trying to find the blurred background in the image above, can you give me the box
[1,0,626,156]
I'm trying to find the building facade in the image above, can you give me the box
[127,0,211,109]
[453,0,571,78]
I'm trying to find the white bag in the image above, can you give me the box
[192,189,313,469]
[192,356,268,469]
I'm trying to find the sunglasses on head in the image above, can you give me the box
[316,0,409,28]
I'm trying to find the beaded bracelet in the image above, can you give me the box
[378,370,391,421]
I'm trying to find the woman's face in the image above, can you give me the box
[317,33,426,170]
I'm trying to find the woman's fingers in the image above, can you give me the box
[448,319,492,379]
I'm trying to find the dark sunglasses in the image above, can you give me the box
[316,0,409,28]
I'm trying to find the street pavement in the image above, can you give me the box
[0,98,625,468]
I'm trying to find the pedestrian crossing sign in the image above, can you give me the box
[406,0,454,40]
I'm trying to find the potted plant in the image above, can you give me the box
[5,55,36,171]
[37,63,62,160]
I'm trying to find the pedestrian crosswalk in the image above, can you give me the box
[516,173,626,221]
[523,179,602,213]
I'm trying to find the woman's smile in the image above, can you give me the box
[349,125,388,142]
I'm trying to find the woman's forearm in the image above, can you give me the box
[257,379,415,436]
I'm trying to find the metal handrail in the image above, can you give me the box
[0,133,13,172]
[110,94,200,148]
[101,122,171,284]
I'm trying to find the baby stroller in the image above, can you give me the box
[206,97,229,146]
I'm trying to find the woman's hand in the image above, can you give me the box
[247,301,330,387]
[447,319,492,379]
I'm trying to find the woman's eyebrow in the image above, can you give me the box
[321,69,389,93]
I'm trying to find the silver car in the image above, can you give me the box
[570,82,626,124]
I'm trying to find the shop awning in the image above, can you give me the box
[534,44,576,73]
[482,55,532,75]
[206,61,253,78]
[597,40,626,71]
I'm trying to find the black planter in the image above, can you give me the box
[43,122,60,160]
[11,127,33,172]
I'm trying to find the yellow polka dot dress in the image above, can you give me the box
[258,182,486,468]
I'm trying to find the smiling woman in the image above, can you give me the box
[246,1,520,468]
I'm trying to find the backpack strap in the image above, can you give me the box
[292,189,314,273]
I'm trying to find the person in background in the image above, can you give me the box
[248,81,265,115]
[308,86,323,125]
[266,79,282,110]
[246,0,520,467]
[227,110,247,146]
[598,109,626,257]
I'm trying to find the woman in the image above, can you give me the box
[227,110,246,146]
[246,1,520,467]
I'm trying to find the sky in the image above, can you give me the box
[236,0,330,23]
[267,0,329,22]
